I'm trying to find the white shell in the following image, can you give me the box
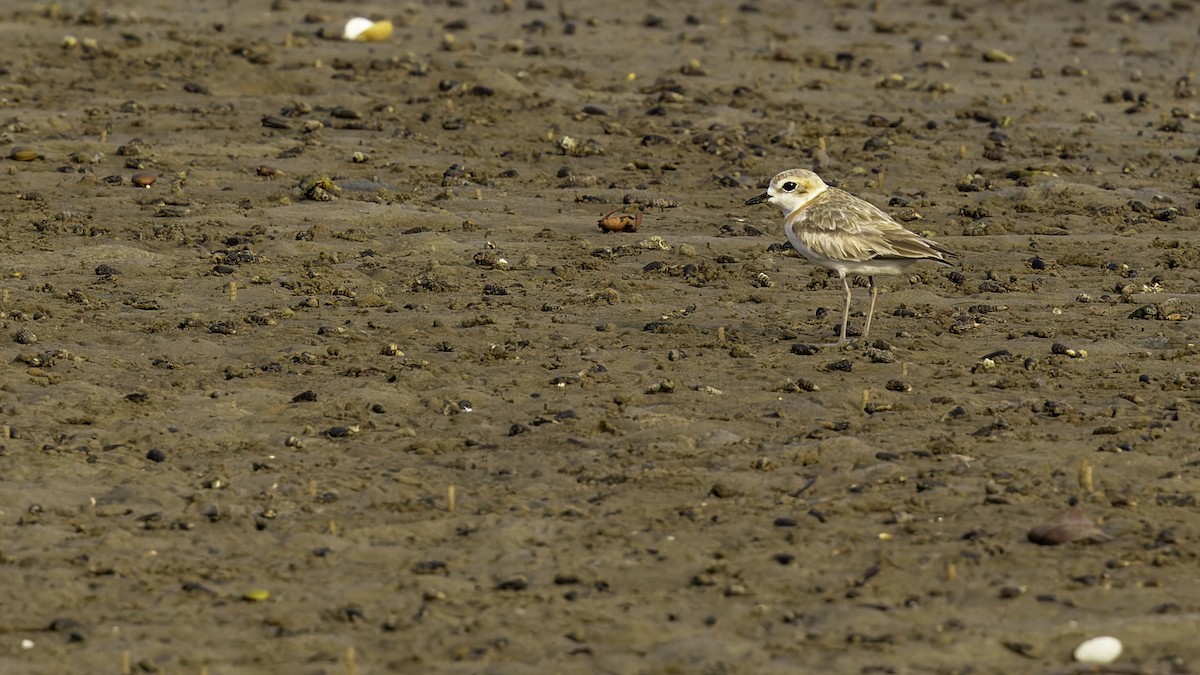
[1073,636,1122,664]
[342,17,375,40]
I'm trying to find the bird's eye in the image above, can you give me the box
[781,181,798,192]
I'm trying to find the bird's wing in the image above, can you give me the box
[788,190,956,263]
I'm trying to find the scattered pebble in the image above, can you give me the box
[325,425,360,438]
[1073,636,1122,664]
[496,576,529,591]
[1050,342,1087,358]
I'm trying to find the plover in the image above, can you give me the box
[746,168,958,344]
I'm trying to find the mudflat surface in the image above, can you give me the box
[2,1,1200,673]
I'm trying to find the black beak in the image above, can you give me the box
[745,192,770,206]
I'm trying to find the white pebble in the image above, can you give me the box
[20,639,34,650]
[1073,636,1122,664]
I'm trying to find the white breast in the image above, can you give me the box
[783,221,920,278]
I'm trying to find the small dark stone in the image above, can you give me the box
[1152,207,1179,222]
[824,359,853,372]
[862,133,891,151]
[959,205,989,219]
[496,576,530,591]
[182,582,216,594]
[709,482,734,498]
[146,448,166,462]
[261,115,292,129]
[915,479,946,492]
[773,553,795,565]
[330,106,362,120]
[49,618,82,633]
[773,516,797,527]
[125,392,150,403]
[292,390,318,403]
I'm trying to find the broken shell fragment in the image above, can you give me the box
[342,17,373,39]
[9,146,38,161]
[1027,506,1111,545]
[343,17,393,42]
[597,208,642,233]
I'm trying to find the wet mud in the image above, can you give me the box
[2,1,1200,673]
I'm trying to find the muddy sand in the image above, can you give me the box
[2,0,1200,673]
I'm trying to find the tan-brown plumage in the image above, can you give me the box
[746,169,958,343]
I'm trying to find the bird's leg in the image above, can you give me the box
[863,275,878,340]
[838,276,852,344]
